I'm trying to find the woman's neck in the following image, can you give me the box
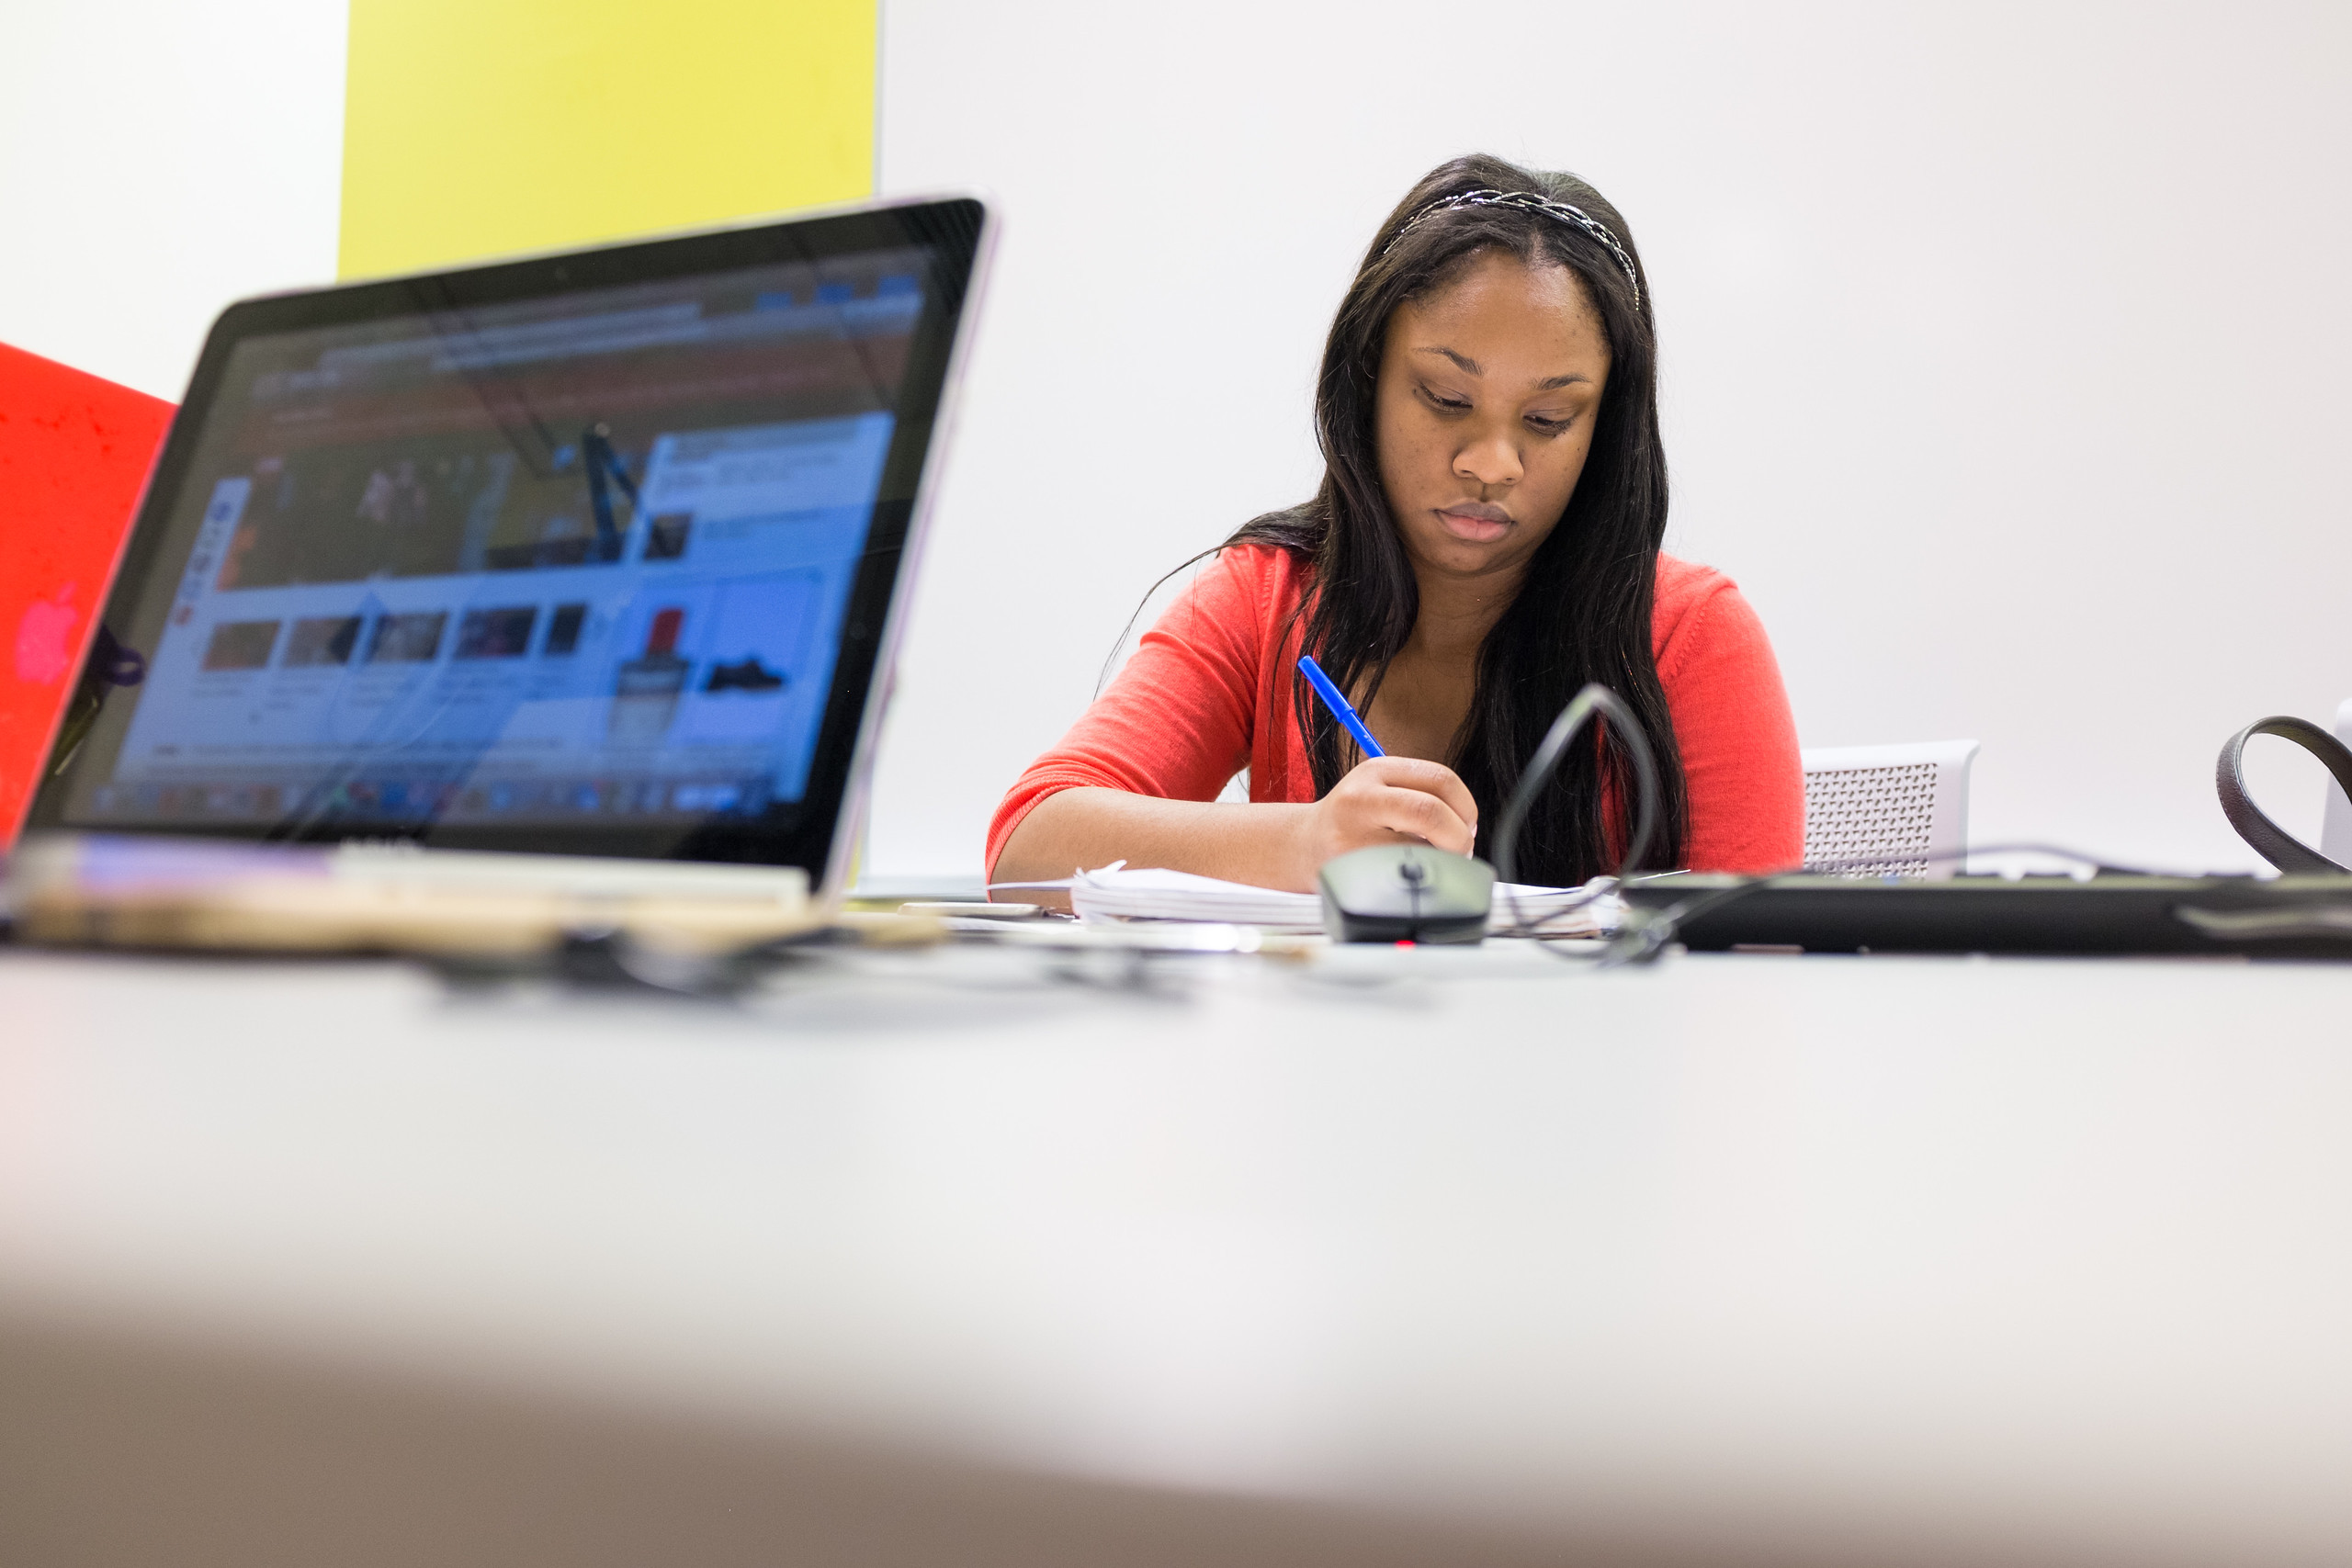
[1405,556,1527,664]
[1357,556,1528,765]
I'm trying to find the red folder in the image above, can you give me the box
[0,343,174,849]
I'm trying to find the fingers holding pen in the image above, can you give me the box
[1362,755,1479,836]
[1306,756,1479,865]
[1292,655,1479,866]
[1363,760,1478,856]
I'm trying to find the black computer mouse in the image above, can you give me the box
[1317,843,1495,944]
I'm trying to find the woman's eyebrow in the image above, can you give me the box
[1415,348,1590,391]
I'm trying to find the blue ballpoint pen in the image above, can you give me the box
[1295,655,1386,759]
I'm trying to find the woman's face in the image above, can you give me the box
[1374,248,1612,584]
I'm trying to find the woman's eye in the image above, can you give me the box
[1526,413,1572,435]
[1420,387,1470,413]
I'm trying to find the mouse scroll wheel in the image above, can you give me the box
[1399,857,1427,886]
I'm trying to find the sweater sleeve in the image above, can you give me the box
[984,548,1271,878]
[1656,578,1805,874]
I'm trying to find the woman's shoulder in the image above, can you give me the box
[1176,540,1308,619]
[1649,551,1771,678]
[1653,550,1736,613]
[1209,539,1306,587]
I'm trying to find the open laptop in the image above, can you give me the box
[17,195,990,907]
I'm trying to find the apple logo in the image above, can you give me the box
[14,583,81,685]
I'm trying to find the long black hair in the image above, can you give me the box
[1226,152,1687,884]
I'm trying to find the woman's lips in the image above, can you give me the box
[1435,505,1512,544]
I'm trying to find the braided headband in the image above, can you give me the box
[1383,187,1643,310]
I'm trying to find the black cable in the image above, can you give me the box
[1487,689,2162,968]
[1489,682,1662,952]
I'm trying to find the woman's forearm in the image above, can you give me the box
[992,787,1317,892]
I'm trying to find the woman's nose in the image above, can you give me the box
[1454,432,1522,489]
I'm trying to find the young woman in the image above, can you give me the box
[989,154,1804,894]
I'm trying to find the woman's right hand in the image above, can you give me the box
[1292,756,1480,882]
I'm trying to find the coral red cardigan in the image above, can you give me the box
[986,546,1804,879]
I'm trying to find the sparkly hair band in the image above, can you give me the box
[1384,187,1643,310]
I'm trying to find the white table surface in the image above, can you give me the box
[6,940,2351,1566]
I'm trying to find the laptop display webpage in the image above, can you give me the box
[62,248,933,840]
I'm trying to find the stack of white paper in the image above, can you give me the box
[1013,863,1619,936]
[1486,882,1624,936]
[1070,866,1325,931]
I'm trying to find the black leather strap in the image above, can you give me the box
[2215,716,2352,874]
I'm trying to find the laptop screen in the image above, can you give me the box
[28,198,986,876]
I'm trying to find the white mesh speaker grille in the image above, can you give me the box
[1804,761,1939,877]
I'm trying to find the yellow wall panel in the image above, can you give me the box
[340,0,875,279]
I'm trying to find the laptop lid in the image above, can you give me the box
[21,195,989,896]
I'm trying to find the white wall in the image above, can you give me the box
[0,2,347,400]
[7,3,2349,878]
[873,0,2352,877]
